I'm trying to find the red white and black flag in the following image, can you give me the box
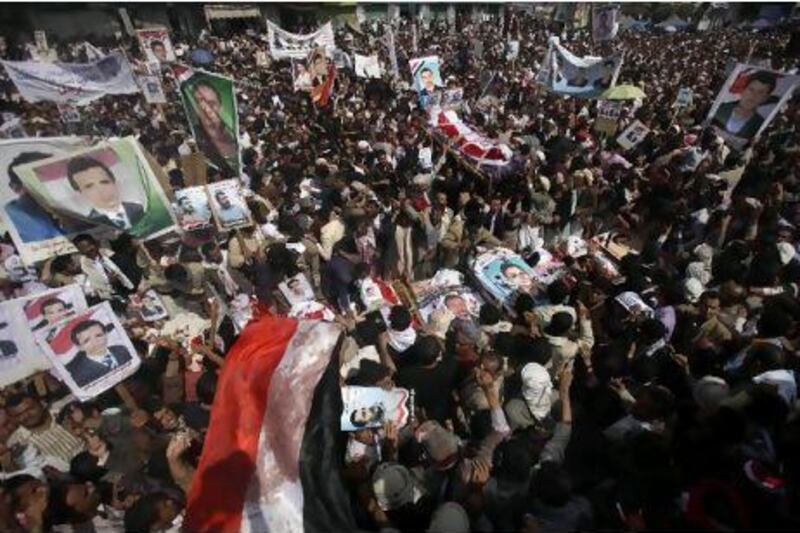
[185,316,357,533]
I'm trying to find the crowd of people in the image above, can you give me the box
[1,6,800,532]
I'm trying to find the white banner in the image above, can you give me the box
[1,51,139,105]
[541,39,622,98]
[266,21,335,60]
[354,54,382,79]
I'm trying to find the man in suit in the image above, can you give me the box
[711,70,778,141]
[66,156,144,230]
[65,319,132,387]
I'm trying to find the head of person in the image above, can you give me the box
[192,82,224,132]
[7,151,51,194]
[350,404,384,428]
[699,290,721,321]
[501,261,534,293]
[214,190,232,209]
[737,71,778,113]
[444,293,470,320]
[546,279,570,305]
[388,305,412,332]
[146,400,181,432]
[66,156,121,212]
[150,40,167,62]
[70,320,110,358]
[5,392,48,430]
[420,67,435,91]
[124,492,183,533]
[40,298,70,325]
[72,234,100,260]
[164,263,188,284]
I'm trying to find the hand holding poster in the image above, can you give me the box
[592,6,620,42]
[617,120,651,150]
[13,137,176,241]
[175,66,241,177]
[707,64,800,150]
[340,386,410,431]
[136,28,176,63]
[37,302,140,401]
[207,179,253,230]
[174,185,213,230]
[354,54,382,79]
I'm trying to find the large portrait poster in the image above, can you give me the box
[548,40,622,98]
[14,137,176,242]
[707,64,800,150]
[592,6,620,42]
[137,74,167,105]
[411,269,483,324]
[207,179,252,231]
[175,67,241,177]
[340,386,410,431]
[0,284,88,387]
[173,185,213,230]
[37,302,140,401]
[617,120,651,151]
[0,137,109,264]
[136,28,176,64]
[409,55,443,108]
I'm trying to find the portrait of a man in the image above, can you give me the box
[150,40,168,63]
[66,156,144,230]
[64,319,132,387]
[501,261,536,294]
[5,151,65,242]
[213,190,245,222]
[711,70,780,140]
[190,81,237,173]
[30,297,74,331]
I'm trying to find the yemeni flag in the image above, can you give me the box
[185,316,357,533]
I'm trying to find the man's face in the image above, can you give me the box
[504,265,533,292]
[75,324,108,357]
[288,279,303,296]
[421,70,435,90]
[216,193,232,209]
[700,297,721,321]
[66,482,100,518]
[194,85,223,131]
[152,44,167,62]
[43,302,68,324]
[739,80,772,112]
[445,295,470,319]
[75,240,99,260]
[154,407,179,431]
[9,397,46,429]
[72,166,120,211]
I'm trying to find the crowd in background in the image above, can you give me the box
[1,7,800,532]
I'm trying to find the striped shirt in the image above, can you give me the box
[9,419,85,472]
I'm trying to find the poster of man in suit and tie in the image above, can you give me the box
[37,302,140,400]
[12,136,176,243]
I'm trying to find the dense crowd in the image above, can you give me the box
[1,7,800,532]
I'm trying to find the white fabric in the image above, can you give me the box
[266,21,335,59]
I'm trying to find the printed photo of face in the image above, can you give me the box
[420,68,436,92]
[444,293,471,320]
[68,158,120,212]
[349,404,384,428]
[42,299,70,325]
[73,322,108,358]
[192,82,236,160]
[215,191,232,210]
[501,262,535,293]
[150,40,167,62]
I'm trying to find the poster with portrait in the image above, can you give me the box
[278,273,315,306]
[546,40,622,98]
[0,284,88,387]
[409,55,443,108]
[21,284,88,336]
[136,28,176,64]
[706,63,800,150]
[173,185,212,230]
[411,269,483,324]
[441,88,464,110]
[674,87,694,108]
[354,54,382,79]
[291,59,313,91]
[340,386,410,431]
[0,137,112,265]
[617,120,651,151]
[506,40,520,62]
[138,74,167,104]
[592,6,620,42]
[13,137,176,243]
[36,302,140,401]
[130,289,169,322]
[595,100,622,135]
[472,248,565,312]
[175,66,241,177]
[34,30,48,53]
[206,179,252,231]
